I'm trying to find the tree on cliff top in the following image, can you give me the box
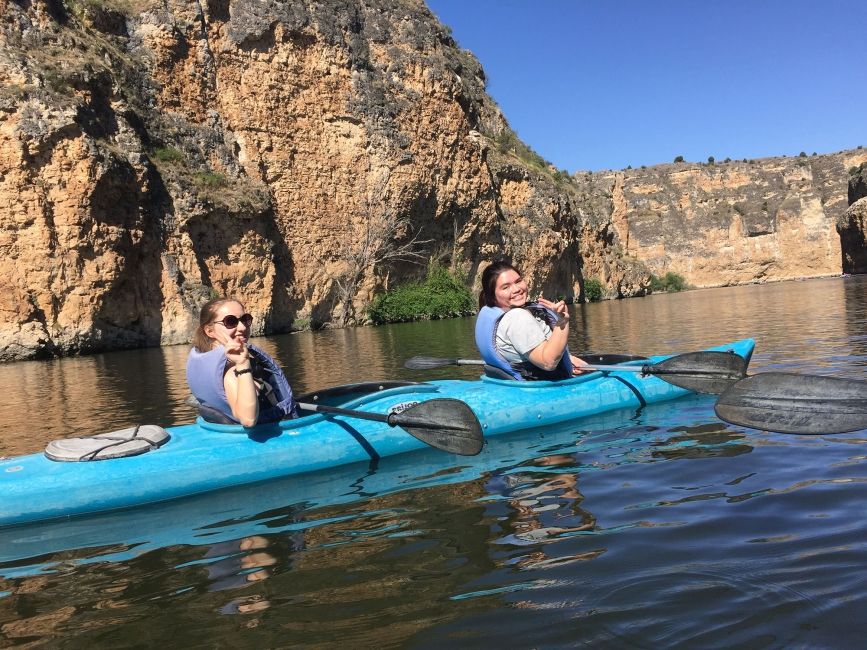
[331,169,430,327]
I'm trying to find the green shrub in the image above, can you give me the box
[583,277,603,302]
[368,265,475,324]
[673,155,684,163]
[152,146,184,164]
[707,156,715,165]
[799,151,807,157]
[194,172,228,188]
[649,271,689,293]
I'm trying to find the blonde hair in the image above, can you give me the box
[191,298,242,352]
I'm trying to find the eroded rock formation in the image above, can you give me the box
[595,151,867,287]
[838,165,867,274]
[1,0,633,360]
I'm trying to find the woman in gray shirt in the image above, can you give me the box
[477,261,588,380]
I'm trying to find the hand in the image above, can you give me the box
[216,329,250,368]
[536,297,569,327]
[570,355,591,375]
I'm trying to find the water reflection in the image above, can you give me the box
[1,276,867,646]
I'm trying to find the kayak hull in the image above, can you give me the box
[0,339,754,528]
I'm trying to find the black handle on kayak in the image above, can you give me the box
[404,350,748,395]
[297,399,483,456]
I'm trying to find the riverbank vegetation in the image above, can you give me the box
[650,271,689,293]
[368,265,475,324]
[583,277,604,302]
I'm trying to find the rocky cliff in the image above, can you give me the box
[1,0,644,361]
[591,150,867,287]
[0,0,862,362]
[838,163,867,274]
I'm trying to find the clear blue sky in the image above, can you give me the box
[425,0,867,172]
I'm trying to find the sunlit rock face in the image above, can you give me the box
[1,0,642,360]
[839,166,867,274]
[592,150,867,288]
[0,1,860,361]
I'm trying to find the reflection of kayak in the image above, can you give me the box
[0,339,754,528]
[0,394,728,579]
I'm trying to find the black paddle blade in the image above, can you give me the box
[715,372,867,435]
[404,356,460,370]
[389,398,484,455]
[649,351,748,394]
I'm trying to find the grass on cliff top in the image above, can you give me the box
[487,128,574,186]
[368,265,476,325]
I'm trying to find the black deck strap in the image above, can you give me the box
[329,418,381,462]
[610,374,648,408]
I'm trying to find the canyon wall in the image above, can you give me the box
[0,0,637,360]
[839,164,867,274]
[0,0,862,361]
[592,151,867,287]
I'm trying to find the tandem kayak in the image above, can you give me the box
[0,339,754,528]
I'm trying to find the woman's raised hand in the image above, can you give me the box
[536,297,569,326]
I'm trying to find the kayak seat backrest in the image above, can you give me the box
[198,403,237,425]
[483,364,517,380]
[44,425,170,462]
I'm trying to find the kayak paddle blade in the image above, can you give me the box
[649,351,748,394]
[715,372,867,435]
[389,398,484,456]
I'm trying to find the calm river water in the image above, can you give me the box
[1,276,866,647]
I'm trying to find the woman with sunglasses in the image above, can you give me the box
[186,298,298,427]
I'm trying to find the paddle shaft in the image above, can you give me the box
[434,359,683,375]
[413,358,726,377]
[298,402,397,425]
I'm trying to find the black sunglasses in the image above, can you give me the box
[213,313,253,329]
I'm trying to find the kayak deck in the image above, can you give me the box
[0,339,755,527]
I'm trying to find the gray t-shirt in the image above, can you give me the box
[495,308,551,364]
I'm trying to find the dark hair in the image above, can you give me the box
[191,297,242,352]
[478,260,521,310]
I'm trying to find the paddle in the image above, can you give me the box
[297,398,484,456]
[714,372,867,434]
[404,351,748,395]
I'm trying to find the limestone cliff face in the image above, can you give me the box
[0,0,637,360]
[839,165,867,274]
[596,151,867,287]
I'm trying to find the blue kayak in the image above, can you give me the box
[0,339,754,528]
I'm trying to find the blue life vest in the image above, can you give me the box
[186,343,298,424]
[474,304,573,381]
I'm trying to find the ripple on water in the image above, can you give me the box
[578,567,825,648]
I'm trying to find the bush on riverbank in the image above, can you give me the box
[583,277,604,302]
[368,265,476,324]
[650,271,689,293]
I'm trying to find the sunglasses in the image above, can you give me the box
[213,313,253,329]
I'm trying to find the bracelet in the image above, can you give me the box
[233,367,253,377]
